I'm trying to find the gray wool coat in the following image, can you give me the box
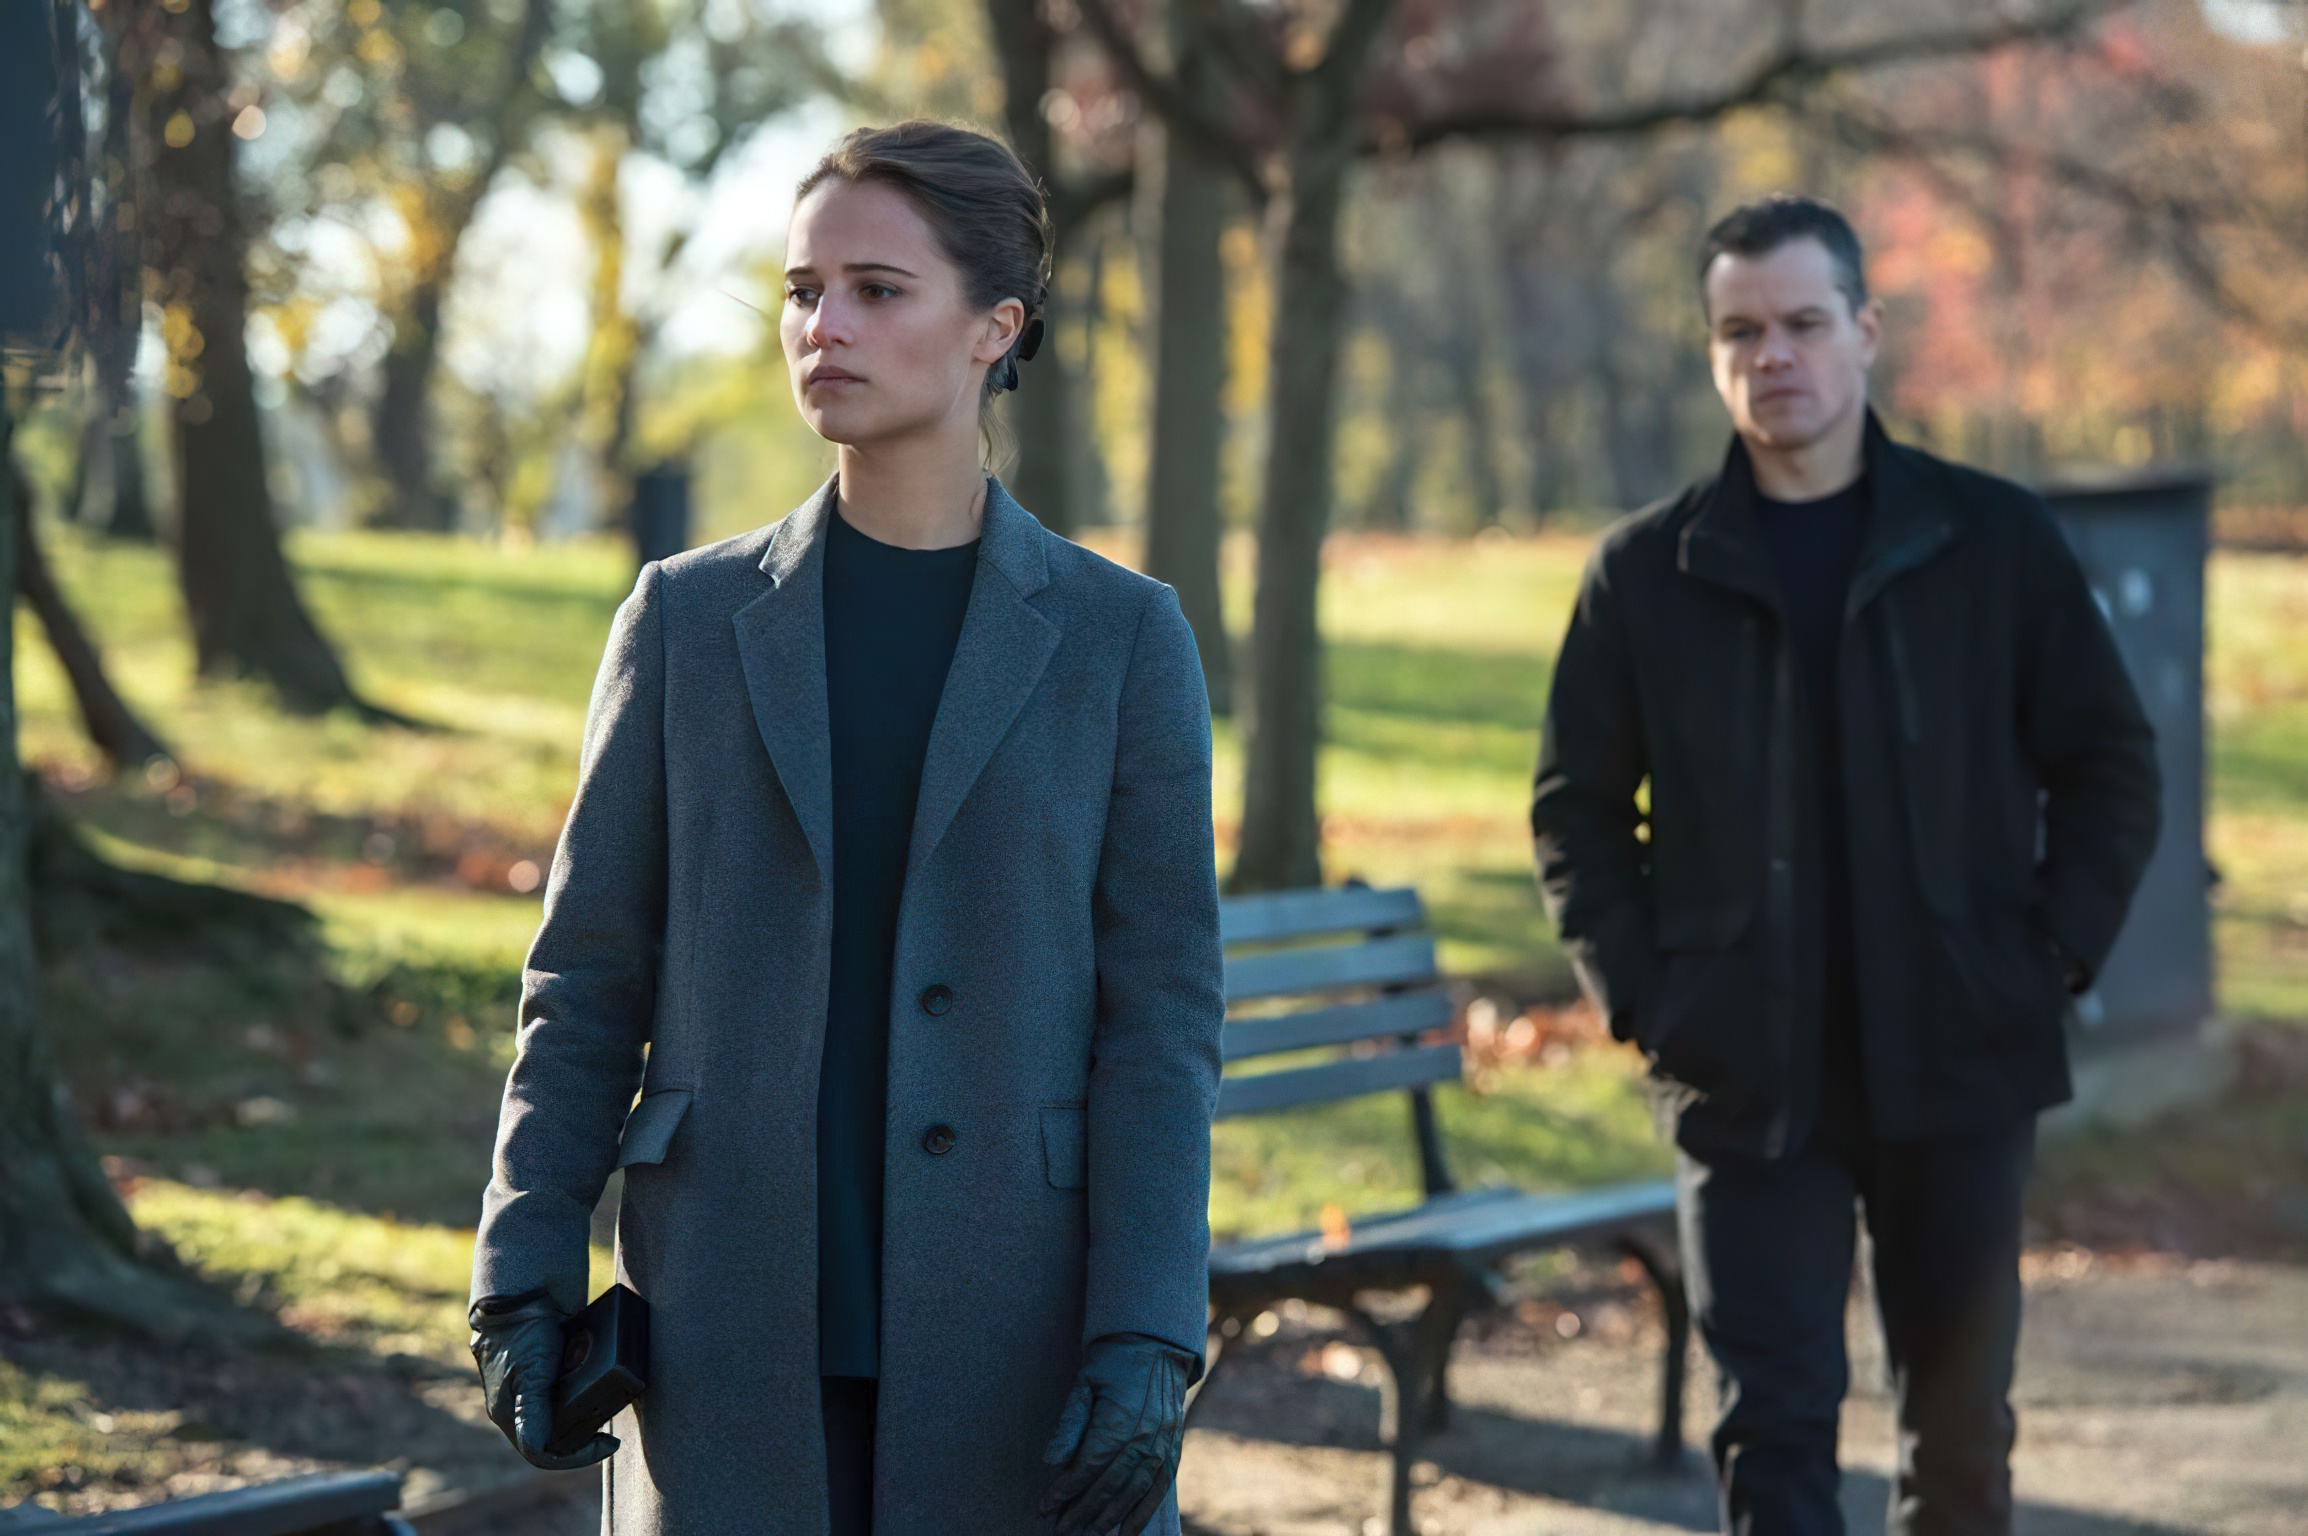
[471,477,1225,1536]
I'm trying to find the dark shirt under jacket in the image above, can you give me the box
[1753,477,1871,1147]
[818,508,978,1379]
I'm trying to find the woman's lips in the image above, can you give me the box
[807,368,864,387]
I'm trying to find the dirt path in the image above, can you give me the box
[1177,1257,2308,1536]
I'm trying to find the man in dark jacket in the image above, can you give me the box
[1531,195,2161,1535]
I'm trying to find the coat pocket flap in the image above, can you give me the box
[616,1089,694,1168]
[1040,1103,1087,1190]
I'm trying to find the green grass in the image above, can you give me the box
[17,523,2308,1251]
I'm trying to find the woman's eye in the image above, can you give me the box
[860,283,897,300]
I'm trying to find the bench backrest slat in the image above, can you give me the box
[1223,931,1435,1005]
[1215,1042,1463,1120]
[1222,990,1453,1063]
[1219,885,1425,945]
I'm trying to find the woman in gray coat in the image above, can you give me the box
[465,121,1224,1536]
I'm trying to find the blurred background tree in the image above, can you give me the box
[11,0,2303,855]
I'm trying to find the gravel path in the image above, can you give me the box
[1176,1256,2308,1536]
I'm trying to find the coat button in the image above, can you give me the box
[922,1124,957,1155]
[919,984,954,1016]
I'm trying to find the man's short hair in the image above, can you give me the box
[1698,194,1869,318]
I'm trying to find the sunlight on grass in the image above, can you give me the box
[127,1182,613,1368]
[1210,1050,1665,1241]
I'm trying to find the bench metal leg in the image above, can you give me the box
[1345,1271,1465,1536]
[1187,1308,1251,1424]
[1618,1233,1690,1469]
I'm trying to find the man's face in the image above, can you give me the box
[1703,237,1882,454]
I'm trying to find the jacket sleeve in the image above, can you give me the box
[1531,542,1657,1043]
[2015,501,2163,982]
[1083,586,1224,1370]
[472,563,668,1313]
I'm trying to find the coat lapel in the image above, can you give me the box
[907,478,1061,874]
[733,478,836,885]
[1677,434,1780,608]
[1846,412,1955,614]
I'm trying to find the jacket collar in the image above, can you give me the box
[733,474,1058,888]
[1678,408,1955,613]
[759,473,1051,598]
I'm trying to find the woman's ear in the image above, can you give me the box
[974,297,1027,366]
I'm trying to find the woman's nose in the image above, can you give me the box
[805,295,849,350]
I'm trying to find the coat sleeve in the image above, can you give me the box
[472,563,669,1313]
[1531,542,1658,1043]
[2015,500,2163,981]
[1083,585,1224,1369]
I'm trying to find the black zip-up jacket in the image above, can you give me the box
[1531,415,2162,1155]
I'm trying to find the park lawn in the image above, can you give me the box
[13,523,2308,1248]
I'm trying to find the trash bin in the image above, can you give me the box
[630,462,692,569]
[2039,468,2216,1085]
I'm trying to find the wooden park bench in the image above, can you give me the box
[1199,884,1687,1536]
[12,1470,410,1536]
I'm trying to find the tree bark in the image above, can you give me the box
[367,0,552,533]
[140,0,366,715]
[983,0,1111,539]
[1229,0,1396,892]
[91,15,155,544]
[0,402,157,1319]
[1141,112,1234,713]
[370,279,457,531]
[11,462,173,772]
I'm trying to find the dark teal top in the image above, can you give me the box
[817,507,978,1377]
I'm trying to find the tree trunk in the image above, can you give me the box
[12,463,173,772]
[92,18,155,544]
[1226,0,1394,892]
[0,403,157,1319]
[984,0,1079,537]
[1141,108,1234,713]
[369,278,456,531]
[1232,141,1359,891]
[140,0,365,716]
[1061,230,1113,528]
[365,0,550,534]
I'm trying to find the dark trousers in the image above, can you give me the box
[1678,1122,2033,1536]
[822,1375,877,1536]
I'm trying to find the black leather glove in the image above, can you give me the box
[469,1290,618,1471]
[1040,1333,1194,1536]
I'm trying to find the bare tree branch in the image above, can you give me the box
[1387,2,2111,153]
[1803,95,2308,348]
[1077,0,1271,195]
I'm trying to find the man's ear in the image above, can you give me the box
[1855,296,1885,367]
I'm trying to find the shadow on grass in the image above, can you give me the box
[0,1311,522,1514]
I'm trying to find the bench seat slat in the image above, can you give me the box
[1218,886,1424,945]
[1224,932,1436,1005]
[1215,1042,1461,1120]
[1209,1179,1677,1280]
[56,1470,403,1536]
[1222,990,1453,1062]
